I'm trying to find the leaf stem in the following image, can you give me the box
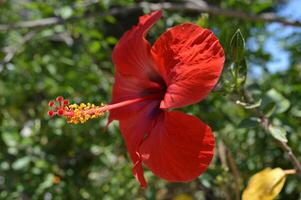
[284,169,296,175]
[240,89,301,177]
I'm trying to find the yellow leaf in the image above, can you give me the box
[173,194,193,200]
[242,168,286,200]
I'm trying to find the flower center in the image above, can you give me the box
[48,94,162,124]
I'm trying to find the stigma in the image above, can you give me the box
[47,96,107,124]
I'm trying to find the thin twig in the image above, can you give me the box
[217,141,232,200]
[218,140,228,168]
[240,89,301,177]
[275,140,301,175]
[0,0,101,32]
[0,30,38,67]
[226,149,242,200]
[0,1,301,32]
[218,140,242,200]
[142,1,301,27]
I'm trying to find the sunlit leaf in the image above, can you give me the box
[59,6,73,19]
[12,157,31,170]
[1,131,19,147]
[36,174,55,194]
[291,107,301,117]
[268,125,288,143]
[266,89,290,113]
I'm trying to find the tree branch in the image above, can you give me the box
[0,30,38,68]
[240,89,301,177]
[0,1,301,32]
[218,140,242,200]
[142,1,301,27]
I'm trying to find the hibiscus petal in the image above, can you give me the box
[140,111,214,182]
[151,23,225,109]
[110,10,165,121]
[112,10,162,80]
[118,100,161,187]
[109,72,162,121]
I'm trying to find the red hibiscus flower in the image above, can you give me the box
[48,10,224,187]
[109,10,224,187]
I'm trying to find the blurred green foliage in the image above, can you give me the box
[0,0,300,199]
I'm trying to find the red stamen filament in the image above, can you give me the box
[48,94,161,124]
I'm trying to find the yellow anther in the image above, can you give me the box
[65,102,106,124]
[69,104,78,109]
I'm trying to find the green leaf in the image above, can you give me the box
[59,6,73,19]
[231,59,248,90]
[106,36,118,45]
[36,174,55,194]
[105,15,117,24]
[266,89,290,113]
[12,157,31,170]
[263,102,276,117]
[268,125,288,143]
[239,117,260,128]
[196,13,209,27]
[89,41,101,53]
[229,29,245,62]
[291,107,301,117]
[1,131,19,147]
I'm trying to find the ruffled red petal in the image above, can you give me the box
[151,23,225,109]
[112,10,162,79]
[109,10,165,187]
[139,111,215,182]
[110,10,165,121]
[118,100,161,187]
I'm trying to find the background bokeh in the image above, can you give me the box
[0,0,301,199]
